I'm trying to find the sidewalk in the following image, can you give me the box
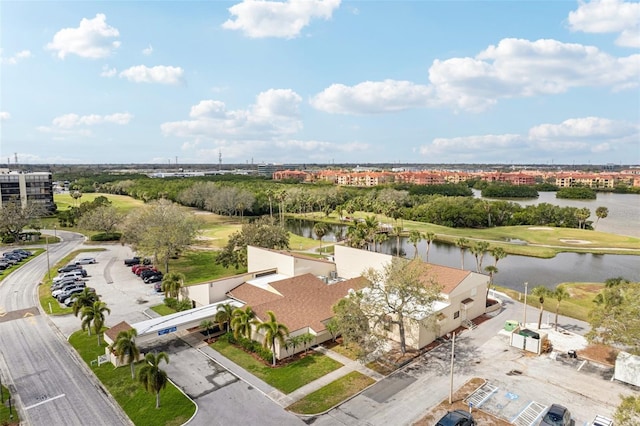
[178,332,385,409]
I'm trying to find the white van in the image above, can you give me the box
[52,270,85,282]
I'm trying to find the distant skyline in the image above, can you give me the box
[1,0,639,165]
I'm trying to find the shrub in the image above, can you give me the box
[176,298,192,311]
[90,232,122,241]
[164,297,178,310]
[221,332,272,363]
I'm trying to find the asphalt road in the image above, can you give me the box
[0,230,131,426]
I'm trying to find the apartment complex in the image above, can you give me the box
[0,169,55,211]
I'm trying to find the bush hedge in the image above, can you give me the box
[221,332,272,363]
[90,232,122,241]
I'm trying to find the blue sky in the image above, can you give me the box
[1,0,638,166]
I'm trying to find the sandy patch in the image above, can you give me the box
[528,227,553,231]
[559,239,591,244]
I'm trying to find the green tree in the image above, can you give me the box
[161,272,185,299]
[551,285,570,331]
[265,189,274,219]
[408,230,422,259]
[121,199,201,273]
[215,303,235,333]
[391,225,403,257]
[0,198,47,241]
[424,232,436,262]
[231,306,256,340]
[113,328,140,379]
[81,301,111,345]
[286,334,303,357]
[255,310,290,366]
[313,222,330,252]
[77,204,123,237]
[325,318,339,342]
[362,258,443,354]
[470,241,489,272]
[490,246,507,268]
[200,319,215,338]
[484,265,498,295]
[299,332,315,354]
[72,287,99,317]
[456,238,469,269]
[594,206,609,230]
[138,352,170,409]
[531,286,550,330]
[615,395,640,426]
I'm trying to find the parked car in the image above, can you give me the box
[52,270,85,282]
[154,281,163,293]
[12,249,32,257]
[0,262,9,270]
[75,257,96,265]
[63,288,95,307]
[435,410,476,426]
[143,273,163,284]
[51,277,83,291]
[539,404,573,426]
[124,256,150,266]
[58,264,83,273]
[140,269,160,279]
[133,265,156,275]
[4,252,26,260]
[52,282,86,298]
[55,285,87,301]
[2,257,18,265]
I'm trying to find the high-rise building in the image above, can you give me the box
[0,169,55,212]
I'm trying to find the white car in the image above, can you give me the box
[75,257,96,265]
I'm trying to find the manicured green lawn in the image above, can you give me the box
[211,339,343,394]
[287,371,374,414]
[55,193,145,213]
[168,250,244,285]
[151,304,176,316]
[0,384,20,425]
[69,329,195,426]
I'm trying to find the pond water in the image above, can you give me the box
[286,219,640,291]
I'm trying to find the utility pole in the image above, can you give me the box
[522,282,528,327]
[448,332,456,404]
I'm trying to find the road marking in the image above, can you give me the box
[24,393,66,410]
[23,312,34,317]
[0,307,6,317]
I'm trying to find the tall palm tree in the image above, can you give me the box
[484,265,498,296]
[552,286,570,331]
[470,241,489,272]
[72,287,99,317]
[456,238,469,269]
[81,301,111,345]
[113,328,139,379]
[424,232,436,262]
[161,272,185,299]
[215,303,235,333]
[138,352,170,409]
[594,206,608,230]
[391,226,403,257]
[490,247,507,268]
[255,310,290,366]
[231,306,255,340]
[276,190,287,225]
[200,319,215,338]
[265,189,274,219]
[373,232,388,253]
[313,222,329,252]
[531,286,550,329]
[363,215,379,251]
[408,230,423,259]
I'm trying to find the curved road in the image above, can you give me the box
[0,230,131,425]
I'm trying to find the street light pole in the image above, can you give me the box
[522,282,528,327]
[448,331,456,404]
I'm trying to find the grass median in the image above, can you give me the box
[211,339,343,394]
[69,329,195,426]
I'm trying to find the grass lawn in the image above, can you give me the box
[151,304,176,316]
[69,329,195,426]
[287,371,374,415]
[38,248,106,315]
[55,193,145,213]
[211,339,343,394]
[0,385,20,425]
[495,281,604,322]
[168,250,244,285]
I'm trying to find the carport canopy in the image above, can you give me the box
[132,299,243,344]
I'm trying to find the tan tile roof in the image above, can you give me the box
[416,262,471,295]
[230,273,367,333]
[105,321,133,342]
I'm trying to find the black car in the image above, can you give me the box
[539,404,573,426]
[436,410,476,426]
[12,249,32,256]
[58,264,84,273]
[124,256,151,266]
[144,273,163,284]
[140,269,160,280]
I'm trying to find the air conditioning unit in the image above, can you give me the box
[329,270,337,280]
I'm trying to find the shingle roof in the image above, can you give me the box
[229,274,367,333]
[104,321,133,342]
[417,262,471,295]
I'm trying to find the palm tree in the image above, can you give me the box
[231,306,255,340]
[215,303,235,333]
[490,247,507,268]
[138,352,170,409]
[286,334,302,358]
[113,328,139,379]
[72,287,99,317]
[300,332,315,354]
[531,286,550,329]
[424,232,436,262]
[456,238,469,269]
[470,241,489,272]
[255,310,290,366]
[484,265,498,296]
[265,189,274,219]
[161,272,185,299]
[391,226,403,257]
[575,207,591,229]
[594,206,608,230]
[552,286,570,331]
[408,230,422,259]
[276,190,287,225]
[363,215,379,250]
[313,222,330,253]
[81,301,111,345]
[200,319,215,339]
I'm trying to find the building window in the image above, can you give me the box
[453,311,460,319]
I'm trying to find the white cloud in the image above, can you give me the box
[142,44,153,56]
[1,49,32,65]
[39,112,133,135]
[100,65,117,77]
[310,80,434,114]
[311,38,639,114]
[161,89,302,140]
[46,13,120,59]
[568,0,640,48]
[0,111,10,121]
[222,0,341,39]
[419,117,639,162]
[119,65,185,84]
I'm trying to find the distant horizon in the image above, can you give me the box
[2,1,638,165]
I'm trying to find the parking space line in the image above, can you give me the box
[466,381,498,408]
[24,393,66,410]
[512,401,547,426]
